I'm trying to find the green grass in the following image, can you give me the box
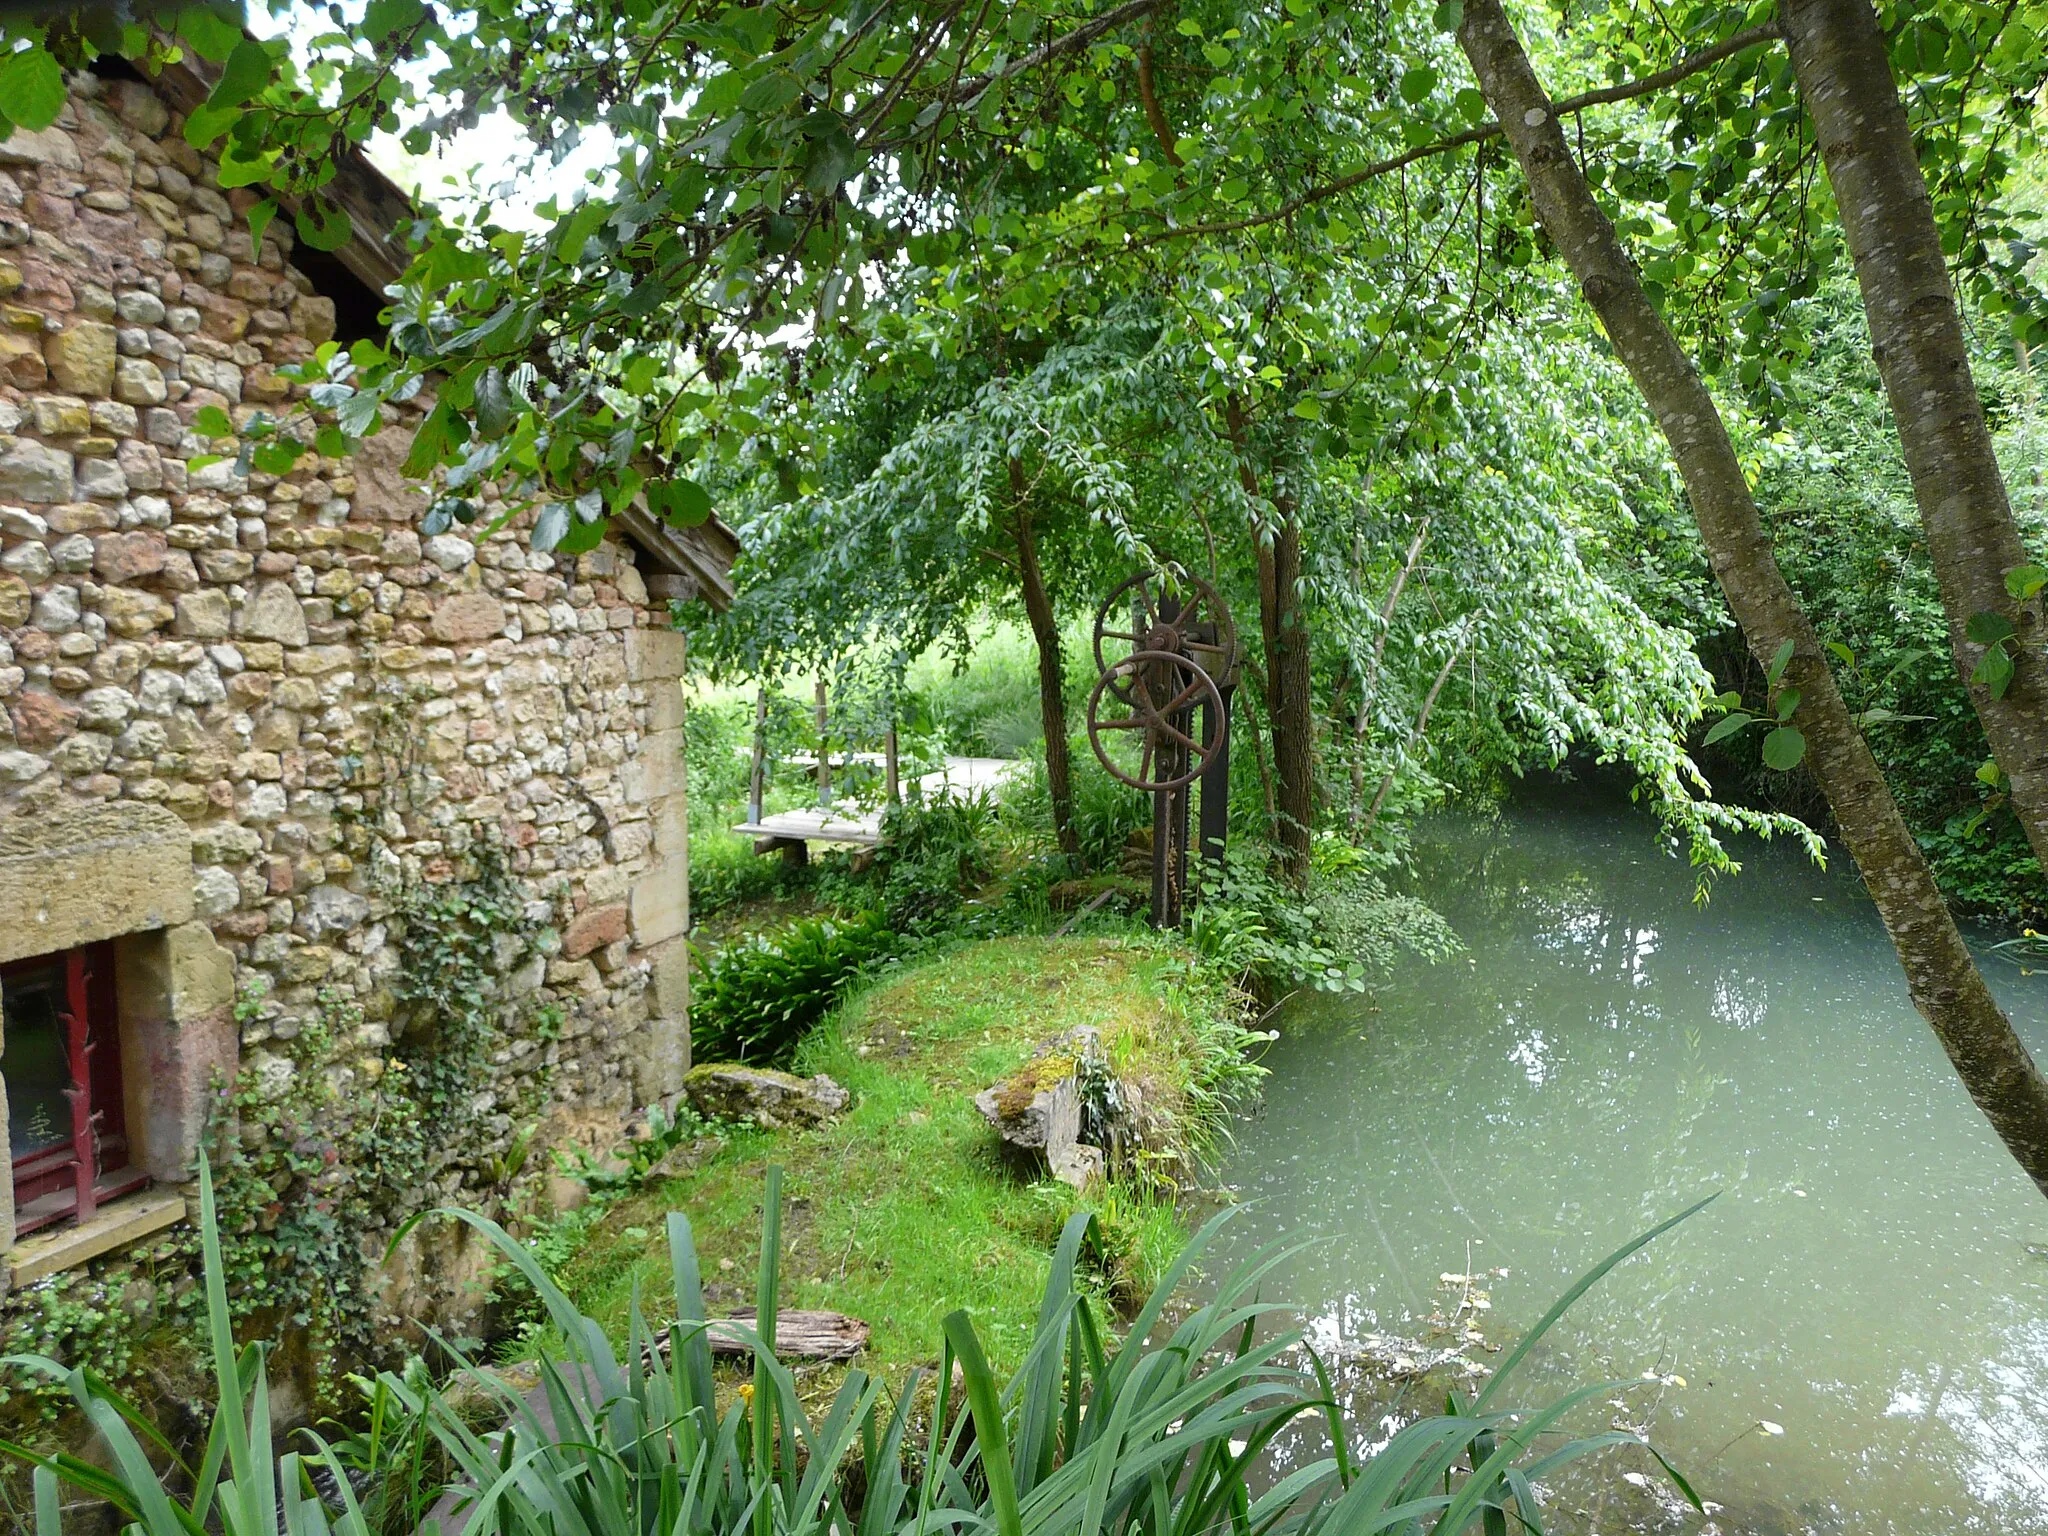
[542,936,1228,1379]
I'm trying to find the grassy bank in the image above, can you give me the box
[537,933,1260,1379]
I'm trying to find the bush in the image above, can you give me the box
[1185,841,1459,997]
[7,1163,1707,1536]
[868,790,999,927]
[1002,735,1151,874]
[690,909,900,1066]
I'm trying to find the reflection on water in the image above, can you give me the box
[1210,795,2048,1533]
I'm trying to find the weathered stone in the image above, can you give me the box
[0,126,82,172]
[190,821,263,865]
[114,357,168,405]
[45,321,118,397]
[192,865,240,919]
[429,591,505,645]
[173,587,230,638]
[93,529,168,583]
[0,571,27,626]
[99,587,171,636]
[9,688,78,748]
[109,80,172,137]
[296,882,369,938]
[562,901,629,960]
[0,436,73,502]
[0,330,45,388]
[31,396,90,436]
[74,456,128,499]
[423,534,474,571]
[975,1074,1080,1163]
[0,802,195,965]
[116,289,166,326]
[625,626,687,682]
[291,295,336,345]
[237,580,308,646]
[683,1064,851,1129]
[629,857,687,946]
[622,727,684,803]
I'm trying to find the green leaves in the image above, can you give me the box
[1765,637,1796,687]
[212,38,277,109]
[473,367,515,440]
[0,45,65,133]
[1399,65,1439,104]
[193,405,236,439]
[1967,611,2018,698]
[294,198,354,253]
[2005,563,2048,601]
[1762,726,1807,771]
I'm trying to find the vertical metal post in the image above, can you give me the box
[748,685,768,824]
[1199,682,1233,867]
[814,676,832,808]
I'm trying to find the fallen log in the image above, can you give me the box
[701,1308,870,1361]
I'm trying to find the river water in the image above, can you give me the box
[1211,794,2048,1533]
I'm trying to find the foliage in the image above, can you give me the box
[2,1154,1707,1536]
[390,841,542,1131]
[1185,841,1460,1000]
[1001,738,1151,877]
[690,910,901,1067]
[865,791,1001,930]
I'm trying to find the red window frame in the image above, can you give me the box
[2,943,147,1235]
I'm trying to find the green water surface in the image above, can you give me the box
[1215,795,2048,1533]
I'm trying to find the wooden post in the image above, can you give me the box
[885,719,900,804]
[814,676,832,808]
[748,685,768,824]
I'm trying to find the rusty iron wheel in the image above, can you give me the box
[1085,649,1227,791]
[1092,569,1238,703]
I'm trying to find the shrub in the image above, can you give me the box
[690,909,901,1066]
[868,790,999,927]
[6,1164,1707,1536]
[1185,841,1459,997]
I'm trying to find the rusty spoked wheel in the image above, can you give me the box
[1092,570,1237,704]
[1085,649,1227,791]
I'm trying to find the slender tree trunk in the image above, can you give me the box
[1360,622,1466,840]
[1780,0,2048,880]
[1351,516,1432,836]
[1224,396,1315,884]
[1010,462,1079,857]
[1457,0,2048,1198]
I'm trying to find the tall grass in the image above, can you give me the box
[4,1153,1707,1536]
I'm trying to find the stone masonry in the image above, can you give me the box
[0,65,727,1295]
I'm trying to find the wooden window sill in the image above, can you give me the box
[7,1190,187,1286]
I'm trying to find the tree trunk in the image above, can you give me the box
[1360,623,1466,841]
[1352,516,1432,837]
[1780,0,2048,880]
[1010,465,1079,857]
[1456,0,2048,1198]
[1225,396,1315,884]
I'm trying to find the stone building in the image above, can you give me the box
[0,52,736,1321]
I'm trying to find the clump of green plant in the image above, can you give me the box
[5,1161,1708,1536]
[1186,841,1458,998]
[867,789,999,927]
[690,909,901,1065]
[1002,737,1150,873]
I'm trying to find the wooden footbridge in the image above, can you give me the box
[734,754,1013,862]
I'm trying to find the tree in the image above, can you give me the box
[1453,0,2048,1198]
[1777,0,2048,876]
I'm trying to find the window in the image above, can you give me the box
[2,944,147,1235]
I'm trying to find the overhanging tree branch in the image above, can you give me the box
[1136,20,1783,247]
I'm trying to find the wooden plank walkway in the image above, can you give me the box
[735,756,1015,855]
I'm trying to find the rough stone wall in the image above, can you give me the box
[0,69,693,1277]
